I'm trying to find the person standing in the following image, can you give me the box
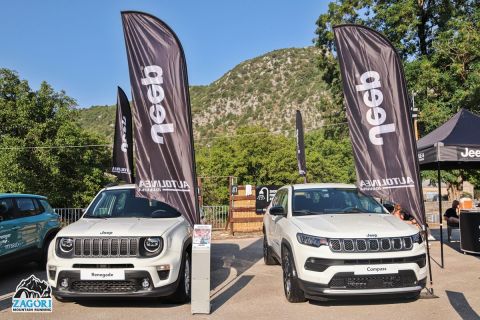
[444,200,460,225]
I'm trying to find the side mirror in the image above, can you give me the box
[269,205,286,216]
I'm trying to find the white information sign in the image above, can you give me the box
[193,224,212,249]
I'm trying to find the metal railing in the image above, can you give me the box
[55,205,230,230]
[201,206,229,230]
[55,208,84,226]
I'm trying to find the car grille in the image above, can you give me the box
[328,270,417,290]
[328,237,414,253]
[71,280,137,293]
[73,238,138,257]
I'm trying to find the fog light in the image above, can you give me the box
[60,278,69,288]
[141,278,150,289]
[156,264,170,271]
[48,265,56,280]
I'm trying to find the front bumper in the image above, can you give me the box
[299,276,426,300]
[52,270,179,298]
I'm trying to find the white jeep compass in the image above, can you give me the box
[263,183,427,302]
[47,184,192,302]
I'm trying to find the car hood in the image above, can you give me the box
[57,217,185,237]
[291,213,418,238]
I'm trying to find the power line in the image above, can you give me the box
[0,122,349,150]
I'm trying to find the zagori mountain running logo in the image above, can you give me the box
[141,65,175,144]
[12,275,52,312]
[355,71,396,146]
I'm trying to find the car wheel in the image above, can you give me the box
[169,250,191,303]
[282,246,306,303]
[263,232,278,265]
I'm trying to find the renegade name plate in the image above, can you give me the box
[80,269,125,280]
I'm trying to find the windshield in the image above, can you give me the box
[84,189,181,219]
[292,188,387,216]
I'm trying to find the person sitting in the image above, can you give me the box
[444,200,460,226]
[392,204,418,226]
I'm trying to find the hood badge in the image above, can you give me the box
[366,234,378,238]
[100,231,113,235]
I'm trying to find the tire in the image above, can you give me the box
[263,232,278,265]
[282,246,306,303]
[168,250,191,303]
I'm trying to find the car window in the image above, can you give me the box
[0,198,15,221]
[279,190,289,211]
[15,198,40,218]
[39,199,54,213]
[292,188,387,215]
[84,189,182,219]
[271,189,285,207]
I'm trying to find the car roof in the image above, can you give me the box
[286,183,357,190]
[0,193,47,199]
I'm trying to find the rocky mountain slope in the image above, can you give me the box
[77,47,332,142]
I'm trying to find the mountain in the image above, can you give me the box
[77,47,332,142]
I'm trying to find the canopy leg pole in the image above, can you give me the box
[437,163,444,268]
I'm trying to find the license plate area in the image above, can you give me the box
[80,269,125,280]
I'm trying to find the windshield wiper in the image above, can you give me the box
[83,215,107,219]
[293,209,323,215]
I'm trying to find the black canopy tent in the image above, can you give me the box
[417,109,480,267]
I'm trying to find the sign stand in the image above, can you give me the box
[191,224,211,314]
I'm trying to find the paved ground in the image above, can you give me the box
[1,229,479,320]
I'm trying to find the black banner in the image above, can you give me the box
[112,86,134,183]
[256,186,279,214]
[296,110,307,179]
[122,11,199,225]
[333,25,424,225]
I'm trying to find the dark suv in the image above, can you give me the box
[0,193,61,267]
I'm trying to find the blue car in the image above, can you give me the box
[0,193,61,267]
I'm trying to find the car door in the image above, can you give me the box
[14,197,43,249]
[270,189,287,255]
[0,198,19,257]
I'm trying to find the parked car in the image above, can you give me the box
[263,183,427,302]
[0,193,61,267]
[47,184,192,303]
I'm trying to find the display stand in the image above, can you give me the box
[191,224,211,314]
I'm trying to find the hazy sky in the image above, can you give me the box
[0,1,328,107]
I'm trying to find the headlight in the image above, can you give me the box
[296,233,328,247]
[144,237,162,253]
[60,238,74,252]
[412,232,424,244]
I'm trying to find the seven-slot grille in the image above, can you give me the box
[73,238,138,257]
[329,236,414,253]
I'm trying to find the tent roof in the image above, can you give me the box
[417,109,480,150]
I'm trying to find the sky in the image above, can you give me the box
[0,1,329,108]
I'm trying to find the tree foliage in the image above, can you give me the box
[195,126,355,205]
[0,69,112,207]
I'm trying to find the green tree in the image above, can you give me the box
[0,69,112,207]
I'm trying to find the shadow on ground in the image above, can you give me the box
[210,238,262,312]
[446,290,480,320]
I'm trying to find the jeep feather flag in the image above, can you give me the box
[296,110,307,181]
[122,11,199,225]
[112,86,134,184]
[333,25,425,225]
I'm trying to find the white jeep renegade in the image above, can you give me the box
[263,183,427,302]
[47,184,192,302]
